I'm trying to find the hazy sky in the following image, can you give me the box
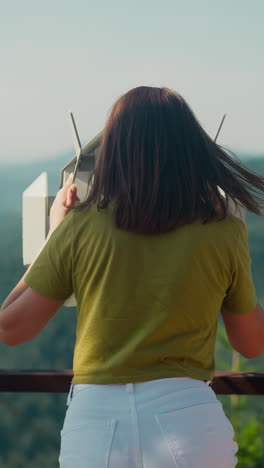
[1,0,264,164]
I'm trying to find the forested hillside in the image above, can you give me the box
[0,154,263,467]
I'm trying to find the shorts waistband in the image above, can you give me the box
[67,377,211,406]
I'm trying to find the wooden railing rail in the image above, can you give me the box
[0,371,263,394]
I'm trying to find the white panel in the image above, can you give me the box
[62,163,93,203]
[64,294,77,307]
[218,188,246,222]
[23,172,77,307]
[23,172,48,266]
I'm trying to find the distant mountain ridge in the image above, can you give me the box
[0,151,264,213]
[0,151,72,213]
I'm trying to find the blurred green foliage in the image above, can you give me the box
[0,156,263,467]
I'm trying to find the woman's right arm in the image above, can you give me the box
[220,213,264,359]
[221,304,264,358]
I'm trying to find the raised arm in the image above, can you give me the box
[0,175,78,346]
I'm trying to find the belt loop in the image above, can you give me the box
[126,383,134,393]
[66,384,74,406]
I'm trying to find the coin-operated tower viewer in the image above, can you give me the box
[22,114,103,306]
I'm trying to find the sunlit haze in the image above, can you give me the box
[1,0,264,164]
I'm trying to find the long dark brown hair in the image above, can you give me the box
[78,86,264,234]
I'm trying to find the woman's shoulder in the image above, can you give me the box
[203,213,248,246]
[217,213,246,230]
[70,204,114,232]
[71,204,99,220]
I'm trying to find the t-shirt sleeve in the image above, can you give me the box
[24,212,74,301]
[222,220,257,314]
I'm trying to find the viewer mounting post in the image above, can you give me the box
[214,113,226,142]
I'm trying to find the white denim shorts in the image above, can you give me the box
[59,377,238,468]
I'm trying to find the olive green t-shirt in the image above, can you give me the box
[24,204,257,383]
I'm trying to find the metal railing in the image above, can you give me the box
[0,370,263,394]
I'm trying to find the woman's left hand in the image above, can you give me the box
[49,174,80,233]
